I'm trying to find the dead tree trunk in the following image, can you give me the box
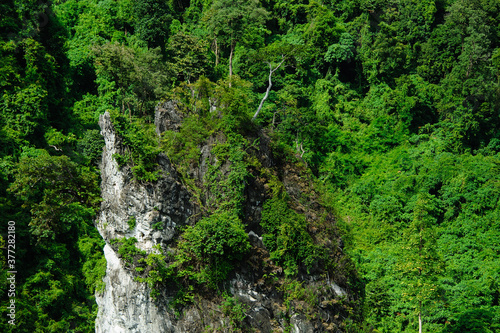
[252,55,285,121]
[419,301,422,333]
[229,42,234,79]
[214,38,219,66]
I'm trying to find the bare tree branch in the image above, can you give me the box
[252,55,286,121]
[49,145,62,152]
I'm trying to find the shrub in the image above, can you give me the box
[77,129,105,165]
[261,197,322,276]
[135,245,174,300]
[221,292,248,330]
[109,110,161,182]
[127,216,136,230]
[111,237,146,266]
[175,210,251,288]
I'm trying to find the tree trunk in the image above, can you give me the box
[214,38,219,66]
[128,102,132,123]
[252,56,286,121]
[252,63,273,121]
[419,300,422,333]
[229,42,234,87]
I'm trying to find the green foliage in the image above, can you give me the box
[127,216,136,230]
[93,41,169,118]
[111,237,146,266]
[204,0,269,43]
[279,279,318,321]
[162,113,213,174]
[77,129,105,165]
[44,127,77,150]
[325,32,355,64]
[152,221,164,230]
[397,193,443,329]
[442,309,498,333]
[109,110,161,182]
[1,83,49,142]
[135,245,173,300]
[165,31,213,84]
[205,134,251,214]
[9,151,100,239]
[162,75,254,174]
[260,196,322,276]
[1,0,499,330]
[220,293,248,330]
[78,236,107,293]
[132,0,173,51]
[175,210,250,288]
[337,145,500,330]
[203,0,269,75]
[213,76,254,132]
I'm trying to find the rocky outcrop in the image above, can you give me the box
[155,101,182,135]
[95,107,359,333]
[96,244,174,333]
[97,112,192,249]
[95,112,192,332]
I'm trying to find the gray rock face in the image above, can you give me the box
[155,101,182,135]
[96,244,174,333]
[291,314,314,333]
[95,109,354,333]
[95,112,191,332]
[97,112,192,248]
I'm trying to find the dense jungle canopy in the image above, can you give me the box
[0,0,499,332]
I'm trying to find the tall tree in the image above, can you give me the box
[398,193,442,333]
[165,31,212,84]
[203,0,268,81]
[10,152,100,239]
[251,41,300,121]
[133,0,174,52]
[93,42,168,118]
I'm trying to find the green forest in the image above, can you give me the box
[1,0,499,332]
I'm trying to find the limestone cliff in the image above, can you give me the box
[95,103,360,333]
[95,111,192,332]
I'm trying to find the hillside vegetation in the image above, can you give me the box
[0,0,499,332]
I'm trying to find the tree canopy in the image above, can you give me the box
[1,0,499,331]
